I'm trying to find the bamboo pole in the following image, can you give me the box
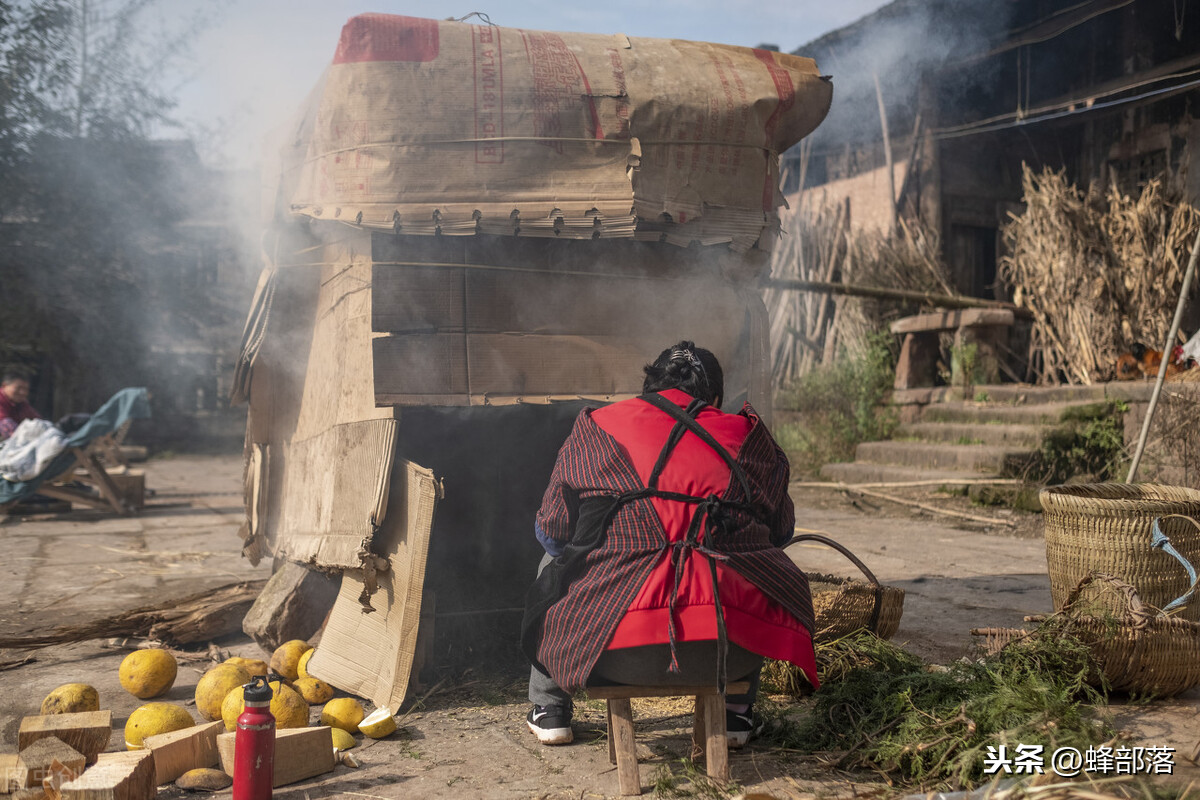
[838,484,1017,527]
[873,71,899,235]
[792,479,1023,489]
[763,277,1031,314]
[1126,224,1200,481]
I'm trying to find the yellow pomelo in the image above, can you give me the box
[220,680,309,731]
[330,727,357,751]
[296,648,315,680]
[195,664,250,722]
[225,656,269,677]
[319,698,364,733]
[41,683,100,715]
[125,702,194,749]
[293,677,334,705]
[358,707,397,739]
[269,641,311,682]
[119,649,178,699]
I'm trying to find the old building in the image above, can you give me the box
[787,0,1200,300]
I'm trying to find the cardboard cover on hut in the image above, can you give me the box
[278,13,832,252]
[1040,483,1200,621]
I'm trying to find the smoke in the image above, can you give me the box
[791,0,1011,147]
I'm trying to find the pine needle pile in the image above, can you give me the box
[1000,165,1200,385]
[760,630,1114,791]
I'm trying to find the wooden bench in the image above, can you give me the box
[586,681,749,796]
[890,308,1014,390]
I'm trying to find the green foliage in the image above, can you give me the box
[776,333,898,475]
[758,630,1113,791]
[1034,407,1127,484]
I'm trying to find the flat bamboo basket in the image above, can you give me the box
[1040,483,1200,621]
[789,533,904,641]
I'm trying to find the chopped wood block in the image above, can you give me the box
[143,721,222,785]
[1,754,22,794]
[12,788,46,800]
[59,751,154,800]
[216,727,335,787]
[16,741,85,789]
[18,713,112,765]
[42,759,81,800]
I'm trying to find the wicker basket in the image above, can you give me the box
[1040,483,1200,621]
[975,573,1200,697]
[788,533,904,642]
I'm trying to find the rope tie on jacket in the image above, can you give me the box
[665,493,733,692]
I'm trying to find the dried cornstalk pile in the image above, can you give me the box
[1000,165,1200,385]
[766,195,950,387]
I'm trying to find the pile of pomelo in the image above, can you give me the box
[38,639,397,766]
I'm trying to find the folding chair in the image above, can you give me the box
[0,388,151,516]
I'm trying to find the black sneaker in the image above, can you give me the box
[726,707,761,748]
[527,703,574,745]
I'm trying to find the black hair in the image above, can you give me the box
[642,340,724,406]
[1,373,28,386]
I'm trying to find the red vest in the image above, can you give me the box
[591,389,816,671]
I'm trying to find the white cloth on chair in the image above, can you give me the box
[0,419,68,481]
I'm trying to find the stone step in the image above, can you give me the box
[919,401,1112,426]
[854,440,1034,473]
[819,462,1000,485]
[956,384,1110,404]
[893,383,1153,406]
[893,421,1048,448]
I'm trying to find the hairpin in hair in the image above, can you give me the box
[669,348,704,373]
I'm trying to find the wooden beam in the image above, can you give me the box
[763,278,1031,316]
[0,581,265,649]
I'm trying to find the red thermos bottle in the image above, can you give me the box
[232,676,275,800]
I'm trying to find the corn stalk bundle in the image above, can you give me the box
[1000,165,1200,385]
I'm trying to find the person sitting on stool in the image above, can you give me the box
[522,341,818,747]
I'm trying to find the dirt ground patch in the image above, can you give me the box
[1,456,1197,798]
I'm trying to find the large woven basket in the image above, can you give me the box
[1040,483,1200,621]
[788,533,904,642]
[975,573,1200,697]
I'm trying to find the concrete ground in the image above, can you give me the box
[0,456,1196,799]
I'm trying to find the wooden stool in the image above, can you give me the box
[586,682,749,796]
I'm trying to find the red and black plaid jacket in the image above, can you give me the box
[532,390,817,692]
